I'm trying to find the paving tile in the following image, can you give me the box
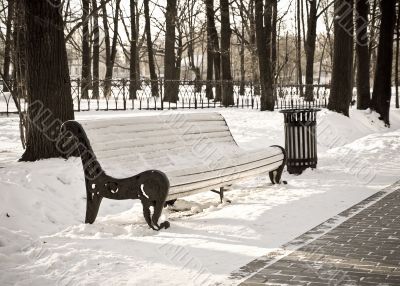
[237,187,400,285]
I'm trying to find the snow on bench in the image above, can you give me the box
[61,112,286,230]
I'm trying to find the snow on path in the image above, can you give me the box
[1,106,400,285]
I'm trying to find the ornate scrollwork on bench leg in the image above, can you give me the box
[60,121,170,230]
[269,145,287,184]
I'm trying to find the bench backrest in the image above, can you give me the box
[79,112,238,177]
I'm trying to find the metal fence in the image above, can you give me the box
[0,79,330,115]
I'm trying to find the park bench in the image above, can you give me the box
[61,112,286,230]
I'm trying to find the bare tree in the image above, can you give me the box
[205,0,221,101]
[370,0,397,125]
[92,0,100,99]
[163,0,177,102]
[296,0,304,96]
[255,0,274,111]
[20,0,74,161]
[81,0,91,99]
[220,0,234,106]
[144,0,159,97]
[101,0,121,98]
[328,0,354,116]
[3,0,13,91]
[395,1,399,109]
[355,0,370,109]
[129,0,137,99]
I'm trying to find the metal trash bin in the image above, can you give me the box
[280,108,320,174]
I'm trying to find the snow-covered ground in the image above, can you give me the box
[1,103,400,285]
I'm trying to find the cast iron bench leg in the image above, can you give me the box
[269,145,287,184]
[85,191,103,224]
[61,121,170,230]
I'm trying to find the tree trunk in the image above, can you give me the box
[13,0,26,101]
[101,0,120,98]
[205,0,215,99]
[305,0,317,101]
[369,0,378,71]
[186,0,202,92]
[249,0,260,95]
[81,0,91,99]
[20,0,74,161]
[327,0,354,116]
[355,0,370,109]
[206,0,222,102]
[163,0,177,102]
[271,0,278,83]
[296,0,304,96]
[255,0,274,111]
[205,0,214,99]
[370,0,397,125]
[129,0,137,99]
[240,32,245,95]
[144,0,159,97]
[92,0,100,99]
[396,1,399,109]
[220,0,234,107]
[3,0,14,92]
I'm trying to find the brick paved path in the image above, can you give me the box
[236,185,400,286]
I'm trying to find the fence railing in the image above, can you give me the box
[0,79,330,115]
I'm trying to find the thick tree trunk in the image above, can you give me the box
[205,0,214,100]
[305,0,317,101]
[355,0,370,109]
[327,0,354,116]
[255,0,274,111]
[20,0,74,161]
[206,0,222,102]
[129,0,137,99]
[371,0,396,125]
[3,0,14,92]
[92,0,100,99]
[144,0,159,97]
[220,0,234,107]
[81,0,91,99]
[163,0,177,102]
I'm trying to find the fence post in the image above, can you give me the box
[194,80,198,109]
[160,79,164,110]
[122,78,127,110]
[77,78,81,112]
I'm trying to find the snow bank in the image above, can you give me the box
[1,105,400,285]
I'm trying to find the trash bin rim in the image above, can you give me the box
[279,108,321,114]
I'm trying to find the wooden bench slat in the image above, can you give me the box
[169,154,284,188]
[83,119,228,136]
[81,113,225,130]
[94,137,236,165]
[89,130,233,153]
[167,147,283,177]
[168,160,284,198]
